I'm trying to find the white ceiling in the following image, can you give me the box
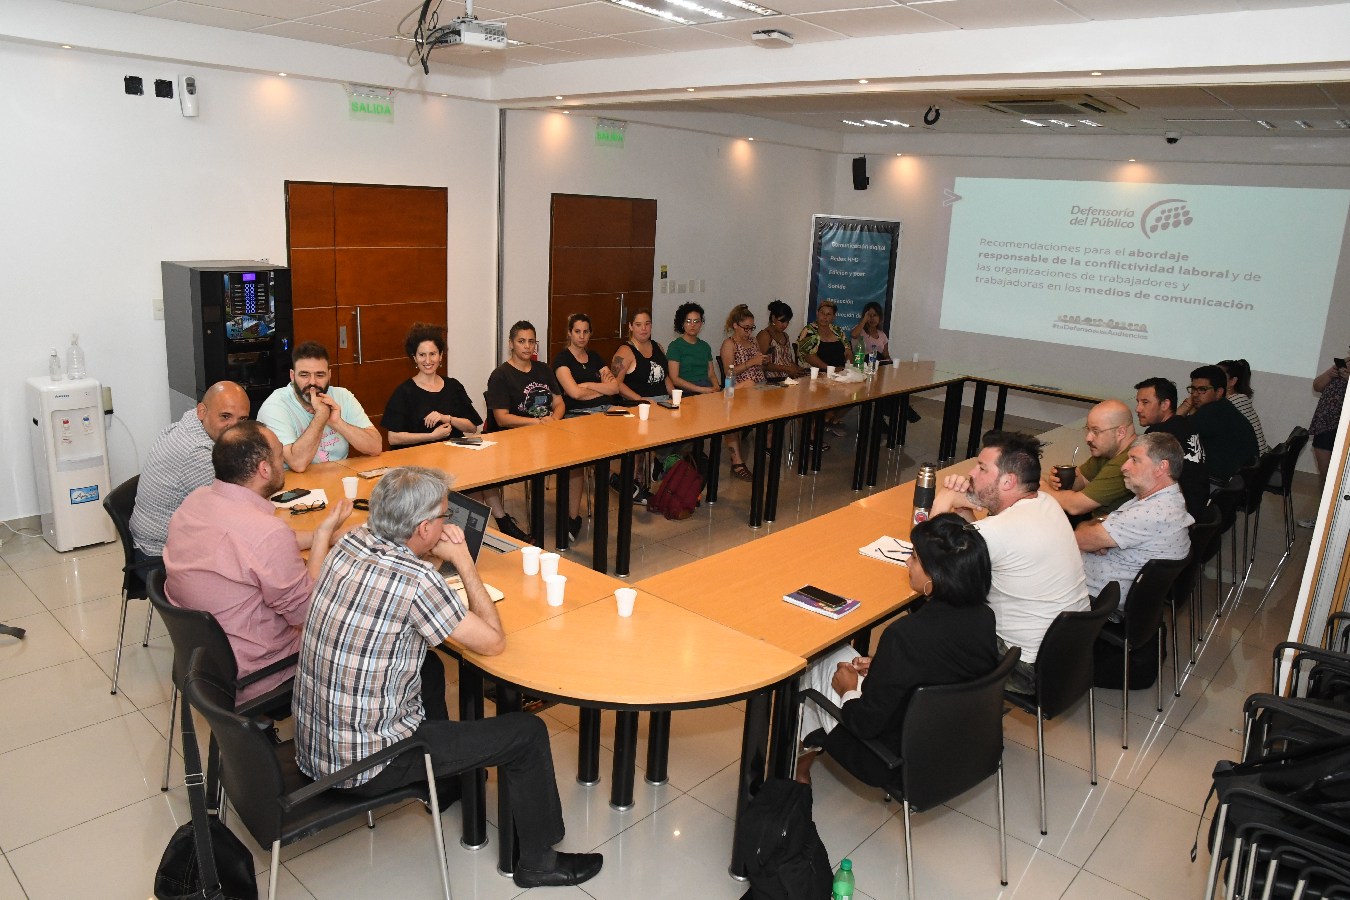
[53,0,1350,137]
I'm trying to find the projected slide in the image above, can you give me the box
[939,178,1350,378]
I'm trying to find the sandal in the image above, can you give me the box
[731,463,754,481]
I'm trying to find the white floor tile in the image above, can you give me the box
[0,534,115,573]
[1005,700,1178,790]
[15,551,124,610]
[0,858,23,900]
[90,634,176,709]
[1137,729,1234,816]
[0,655,138,753]
[1178,682,1251,752]
[47,593,164,656]
[630,704,751,792]
[1085,791,1216,899]
[1061,869,1148,899]
[0,712,183,850]
[0,571,45,620]
[0,611,86,681]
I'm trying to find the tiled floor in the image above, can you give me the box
[0,399,1321,899]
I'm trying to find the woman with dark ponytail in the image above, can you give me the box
[1217,358,1268,453]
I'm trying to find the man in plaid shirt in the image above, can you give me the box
[294,466,602,888]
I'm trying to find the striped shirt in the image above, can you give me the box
[129,410,215,556]
[294,525,467,787]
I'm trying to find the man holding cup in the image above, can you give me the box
[1044,399,1136,518]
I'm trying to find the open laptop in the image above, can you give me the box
[438,490,506,602]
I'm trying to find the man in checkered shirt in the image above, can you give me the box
[294,466,602,889]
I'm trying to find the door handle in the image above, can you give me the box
[617,293,625,338]
[354,307,364,365]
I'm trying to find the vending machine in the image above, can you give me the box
[161,261,293,418]
[26,377,116,551]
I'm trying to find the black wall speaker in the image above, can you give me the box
[852,155,869,191]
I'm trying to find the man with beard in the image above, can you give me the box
[1043,399,1136,517]
[931,431,1090,694]
[164,421,352,705]
[257,341,382,472]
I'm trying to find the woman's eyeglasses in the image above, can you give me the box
[289,500,327,515]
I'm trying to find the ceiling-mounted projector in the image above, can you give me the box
[752,29,794,47]
[429,16,507,49]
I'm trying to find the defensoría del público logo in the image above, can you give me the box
[1139,198,1193,240]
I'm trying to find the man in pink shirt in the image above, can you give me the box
[164,421,352,705]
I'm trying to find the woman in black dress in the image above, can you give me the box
[383,323,481,447]
[795,513,1000,786]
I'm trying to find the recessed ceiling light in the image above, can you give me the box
[1256,119,1276,129]
[611,0,693,26]
[884,119,911,127]
[1090,71,1102,76]
[60,44,72,49]
[1020,119,1048,127]
[555,95,563,100]
[1128,158,1136,162]
[441,93,449,97]
[841,119,866,127]
[1078,119,1103,127]
[747,136,755,140]
[1047,119,1076,127]
[863,119,886,127]
[1296,120,1313,129]
[895,153,903,157]
[278,72,287,77]
[858,79,869,85]
[1336,119,1350,129]
[686,87,695,92]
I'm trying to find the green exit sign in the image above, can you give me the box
[344,84,395,122]
[596,118,626,148]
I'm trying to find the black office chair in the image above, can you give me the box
[1097,556,1189,748]
[1173,501,1224,672]
[146,569,296,797]
[1258,427,1310,606]
[181,649,454,900]
[1233,448,1283,599]
[1004,584,1118,835]
[102,475,159,695]
[799,649,1020,900]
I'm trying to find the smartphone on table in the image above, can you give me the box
[270,488,311,504]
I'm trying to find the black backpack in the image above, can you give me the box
[736,779,833,900]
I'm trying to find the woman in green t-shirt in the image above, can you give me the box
[666,301,718,394]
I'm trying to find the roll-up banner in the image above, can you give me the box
[806,215,902,335]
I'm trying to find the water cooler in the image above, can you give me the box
[26,377,116,551]
[162,261,293,418]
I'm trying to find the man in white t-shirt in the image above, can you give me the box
[932,431,1090,693]
[257,341,382,472]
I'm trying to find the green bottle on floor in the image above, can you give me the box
[832,858,855,900]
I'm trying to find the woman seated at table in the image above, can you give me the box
[795,513,1000,786]
[385,323,526,541]
[797,298,852,435]
[757,299,808,383]
[667,302,718,395]
[850,301,891,364]
[719,304,770,482]
[553,313,622,542]
[1217,358,1269,454]
[484,320,565,542]
[611,308,674,503]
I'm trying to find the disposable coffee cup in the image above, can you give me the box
[637,403,650,421]
[520,545,542,576]
[809,367,819,380]
[671,389,683,407]
[1054,464,1076,491]
[341,476,358,500]
[544,574,566,607]
[615,587,637,617]
[539,552,560,579]
[826,365,836,378]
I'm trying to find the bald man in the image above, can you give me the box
[130,382,250,564]
[1043,399,1137,517]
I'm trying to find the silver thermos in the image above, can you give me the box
[913,463,937,525]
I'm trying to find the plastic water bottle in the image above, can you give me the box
[66,333,86,380]
[724,375,734,400]
[832,858,855,900]
[48,348,63,382]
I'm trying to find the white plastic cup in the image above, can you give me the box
[539,551,560,579]
[826,365,836,378]
[637,403,650,421]
[671,389,683,407]
[615,587,637,617]
[809,367,819,380]
[341,476,358,500]
[544,574,567,607]
[520,545,542,576]
[912,352,920,364]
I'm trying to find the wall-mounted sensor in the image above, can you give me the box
[179,75,198,117]
[154,78,173,99]
[124,75,143,96]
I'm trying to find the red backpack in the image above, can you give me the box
[649,458,703,520]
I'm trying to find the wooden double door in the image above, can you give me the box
[547,194,657,365]
[285,182,448,429]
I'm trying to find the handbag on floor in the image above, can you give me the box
[154,694,258,900]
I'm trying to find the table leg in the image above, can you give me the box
[767,679,798,781]
[610,710,639,811]
[939,380,965,463]
[894,395,910,448]
[645,711,671,785]
[554,468,570,551]
[749,422,768,528]
[811,412,825,473]
[457,663,488,850]
[705,433,722,504]
[965,381,988,459]
[867,399,886,487]
[494,684,523,875]
[765,419,786,523]
[992,385,1010,431]
[797,416,814,476]
[591,460,609,573]
[730,690,772,879]
[529,474,546,549]
[577,707,601,786]
[852,399,873,492]
[616,454,635,578]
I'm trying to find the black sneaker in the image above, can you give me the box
[632,482,651,506]
[494,514,531,543]
[567,515,583,543]
[513,852,603,888]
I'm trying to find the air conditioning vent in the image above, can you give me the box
[972,96,1128,117]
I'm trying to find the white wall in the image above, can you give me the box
[500,109,833,357]
[0,39,500,520]
[825,138,1350,465]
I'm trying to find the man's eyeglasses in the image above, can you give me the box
[1187,385,1215,394]
[290,500,327,515]
[1083,425,1121,437]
